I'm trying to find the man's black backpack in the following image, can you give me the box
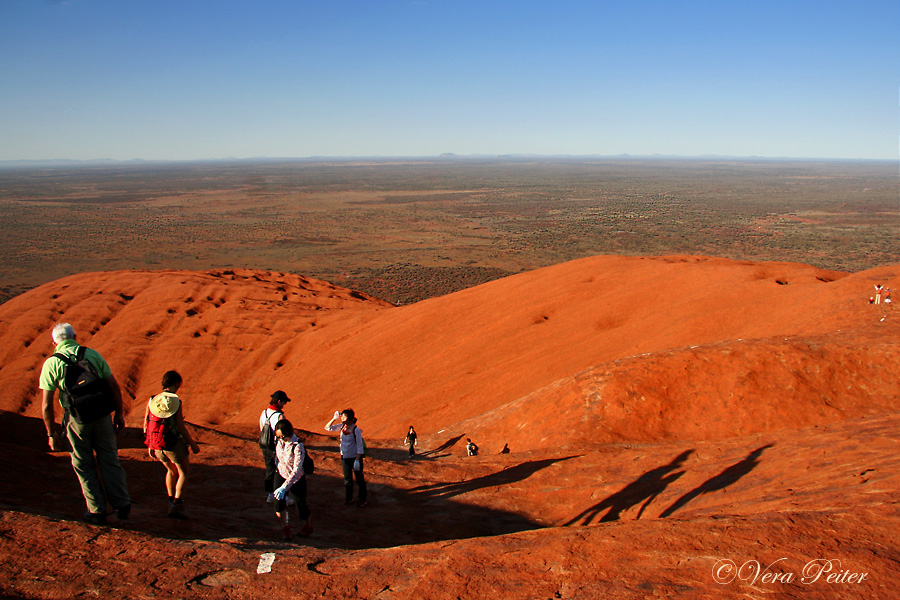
[52,346,116,424]
[259,409,282,451]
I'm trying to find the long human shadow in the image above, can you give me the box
[564,450,694,526]
[658,444,774,518]
[416,434,466,459]
[408,455,580,500]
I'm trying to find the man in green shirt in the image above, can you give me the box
[40,323,131,525]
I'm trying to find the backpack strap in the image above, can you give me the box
[51,352,73,365]
[50,353,74,413]
[51,346,88,371]
[268,409,284,427]
[353,427,366,456]
[50,346,89,413]
[261,409,284,436]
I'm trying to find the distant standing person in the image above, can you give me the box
[143,370,200,519]
[325,409,367,506]
[260,391,292,504]
[404,426,418,457]
[466,438,479,456]
[39,323,131,525]
[874,284,884,304]
[272,419,312,540]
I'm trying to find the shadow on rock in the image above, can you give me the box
[564,449,694,526]
[0,412,549,551]
[658,444,774,518]
[408,456,580,500]
[416,434,467,459]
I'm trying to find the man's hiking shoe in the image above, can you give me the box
[83,511,107,525]
[116,504,131,520]
[168,500,187,519]
[358,500,368,508]
[298,523,313,537]
[282,525,292,541]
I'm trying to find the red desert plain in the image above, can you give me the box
[0,254,898,599]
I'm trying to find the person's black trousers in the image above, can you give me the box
[341,457,367,503]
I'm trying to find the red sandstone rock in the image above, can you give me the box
[0,255,897,599]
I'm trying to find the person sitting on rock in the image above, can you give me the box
[466,438,479,456]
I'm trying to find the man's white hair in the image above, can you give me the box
[51,323,76,344]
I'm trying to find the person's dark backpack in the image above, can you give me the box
[302,449,315,475]
[145,412,177,451]
[259,409,282,450]
[52,346,115,424]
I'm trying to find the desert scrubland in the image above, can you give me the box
[1,158,896,304]
[0,158,898,599]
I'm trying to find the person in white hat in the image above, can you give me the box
[143,370,200,518]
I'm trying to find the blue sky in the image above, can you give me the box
[1,0,897,161]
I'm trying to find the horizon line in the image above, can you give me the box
[1,153,897,169]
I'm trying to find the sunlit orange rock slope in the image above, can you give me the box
[1,255,898,600]
[1,256,896,448]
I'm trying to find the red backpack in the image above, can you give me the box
[145,413,177,450]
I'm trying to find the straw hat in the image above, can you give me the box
[149,392,181,418]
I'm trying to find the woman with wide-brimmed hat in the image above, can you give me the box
[143,370,200,518]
